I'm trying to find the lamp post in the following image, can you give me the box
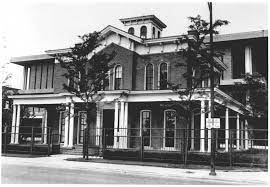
[208,1,217,176]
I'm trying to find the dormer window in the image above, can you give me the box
[140,26,147,39]
[128,27,135,35]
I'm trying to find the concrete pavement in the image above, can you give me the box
[1,154,269,184]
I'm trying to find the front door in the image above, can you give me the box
[103,110,114,146]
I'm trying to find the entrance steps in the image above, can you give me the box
[60,145,83,155]
[60,145,101,156]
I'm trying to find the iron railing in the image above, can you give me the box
[2,126,60,155]
[83,127,268,167]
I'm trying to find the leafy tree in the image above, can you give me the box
[169,15,229,165]
[235,72,268,120]
[55,31,115,159]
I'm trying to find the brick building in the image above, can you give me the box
[9,15,267,156]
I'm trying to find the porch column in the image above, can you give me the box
[244,119,249,150]
[236,113,240,150]
[113,102,119,148]
[68,102,74,147]
[225,107,229,152]
[10,104,17,144]
[241,120,244,149]
[14,104,21,144]
[207,101,211,153]
[63,105,69,147]
[96,103,102,146]
[122,102,128,149]
[119,101,125,148]
[43,110,48,144]
[190,111,195,150]
[200,100,205,152]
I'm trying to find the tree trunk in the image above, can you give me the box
[184,112,191,167]
[84,103,93,160]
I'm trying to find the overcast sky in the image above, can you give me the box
[0,0,268,88]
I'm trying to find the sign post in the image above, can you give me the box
[206,118,220,129]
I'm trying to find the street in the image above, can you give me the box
[1,155,269,184]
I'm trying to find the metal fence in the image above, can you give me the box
[84,127,268,168]
[2,126,60,155]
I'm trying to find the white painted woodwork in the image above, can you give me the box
[68,103,74,147]
[14,104,21,144]
[200,100,205,152]
[236,113,240,150]
[10,104,17,144]
[190,111,195,150]
[225,108,229,152]
[113,102,119,148]
[64,105,69,147]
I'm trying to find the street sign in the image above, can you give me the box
[206,118,220,129]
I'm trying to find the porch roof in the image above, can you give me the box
[9,88,249,115]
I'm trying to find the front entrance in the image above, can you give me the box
[103,109,114,146]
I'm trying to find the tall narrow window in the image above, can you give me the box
[140,26,147,39]
[102,71,109,91]
[164,110,176,148]
[114,65,122,90]
[152,27,156,38]
[159,63,168,90]
[145,64,154,90]
[141,110,151,147]
[78,112,87,144]
[158,31,161,38]
[128,27,135,35]
[59,111,65,143]
[25,66,31,90]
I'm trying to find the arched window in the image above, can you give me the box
[158,31,161,38]
[145,64,154,90]
[152,27,156,38]
[114,65,122,90]
[164,109,176,148]
[140,26,147,39]
[159,62,168,90]
[128,27,134,35]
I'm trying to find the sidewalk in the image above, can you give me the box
[2,154,269,184]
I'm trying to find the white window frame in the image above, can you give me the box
[144,63,155,90]
[113,64,122,90]
[158,62,169,89]
[77,111,87,145]
[163,109,177,150]
[140,110,152,149]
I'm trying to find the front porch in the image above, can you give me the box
[7,88,267,163]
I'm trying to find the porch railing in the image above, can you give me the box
[2,126,60,155]
[83,127,268,168]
